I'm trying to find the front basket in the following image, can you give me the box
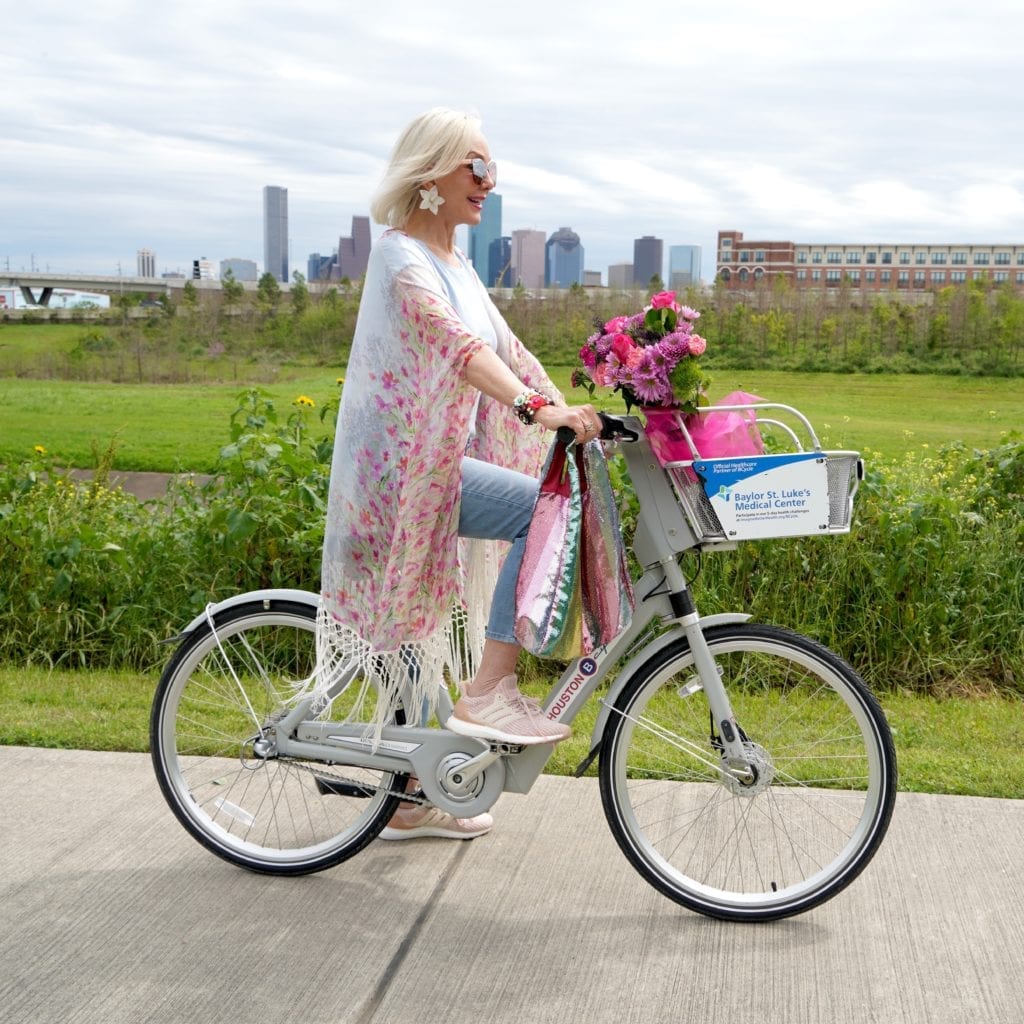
[665,450,863,544]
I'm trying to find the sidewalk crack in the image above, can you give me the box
[352,843,469,1024]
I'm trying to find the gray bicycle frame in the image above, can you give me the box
[187,416,753,817]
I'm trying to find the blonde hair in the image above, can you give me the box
[370,108,484,228]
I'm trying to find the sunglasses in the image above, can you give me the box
[463,157,497,187]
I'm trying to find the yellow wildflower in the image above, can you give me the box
[294,395,315,408]
[34,444,47,455]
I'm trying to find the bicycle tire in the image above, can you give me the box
[599,623,896,921]
[150,599,407,875]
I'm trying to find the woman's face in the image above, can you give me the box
[431,133,496,228]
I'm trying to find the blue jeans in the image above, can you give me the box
[458,457,538,644]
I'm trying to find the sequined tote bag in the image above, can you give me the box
[515,438,633,659]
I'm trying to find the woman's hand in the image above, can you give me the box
[534,402,602,443]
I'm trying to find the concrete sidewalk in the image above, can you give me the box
[1,745,1021,1024]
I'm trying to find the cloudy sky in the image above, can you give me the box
[4,0,1023,282]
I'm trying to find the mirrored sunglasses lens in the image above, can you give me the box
[471,158,496,185]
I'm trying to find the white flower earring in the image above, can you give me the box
[418,184,444,216]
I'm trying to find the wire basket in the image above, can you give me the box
[666,452,863,544]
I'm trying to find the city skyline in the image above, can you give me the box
[7,5,1022,289]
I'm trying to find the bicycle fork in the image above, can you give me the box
[659,559,754,781]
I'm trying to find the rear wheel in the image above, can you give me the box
[599,624,896,921]
[150,599,406,875]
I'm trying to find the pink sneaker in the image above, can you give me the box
[448,674,571,745]
[378,805,493,841]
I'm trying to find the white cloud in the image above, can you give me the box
[5,1,1024,277]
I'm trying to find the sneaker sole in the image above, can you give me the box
[378,824,492,841]
[446,716,569,746]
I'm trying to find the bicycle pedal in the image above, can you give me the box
[488,741,525,755]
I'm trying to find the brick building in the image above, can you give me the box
[716,230,1024,290]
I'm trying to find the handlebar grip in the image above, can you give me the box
[556,415,638,446]
[598,412,639,442]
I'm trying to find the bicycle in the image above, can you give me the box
[150,405,896,922]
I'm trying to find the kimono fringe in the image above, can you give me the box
[298,539,499,747]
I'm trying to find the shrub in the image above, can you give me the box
[0,398,1020,695]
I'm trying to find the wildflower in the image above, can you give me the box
[294,395,315,408]
[337,376,345,385]
[34,444,47,455]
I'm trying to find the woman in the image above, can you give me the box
[315,108,602,840]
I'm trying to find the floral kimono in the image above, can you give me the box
[311,230,560,733]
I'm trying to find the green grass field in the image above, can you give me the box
[1,369,1019,473]
[0,665,1019,797]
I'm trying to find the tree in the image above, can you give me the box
[221,268,245,306]
[257,272,281,311]
[182,279,199,309]
[291,270,310,317]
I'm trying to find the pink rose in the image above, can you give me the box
[579,345,597,369]
[649,291,679,310]
[610,332,635,361]
[604,315,631,333]
[688,334,707,356]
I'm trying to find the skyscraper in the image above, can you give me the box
[337,215,372,280]
[468,193,502,284]
[489,236,512,287]
[668,245,702,289]
[136,248,156,278]
[633,235,664,287]
[510,229,546,289]
[263,185,289,283]
[545,227,584,287]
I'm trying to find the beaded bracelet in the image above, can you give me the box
[512,389,553,425]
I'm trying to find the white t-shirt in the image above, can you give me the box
[412,241,498,432]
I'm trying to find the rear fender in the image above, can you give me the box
[167,589,320,642]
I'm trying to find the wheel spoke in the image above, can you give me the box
[600,624,895,921]
[151,602,404,874]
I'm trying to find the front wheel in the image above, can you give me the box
[599,624,896,921]
[150,599,407,875]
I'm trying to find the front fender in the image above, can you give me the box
[588,613,751,751]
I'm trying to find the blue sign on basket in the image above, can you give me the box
[693,452,831,539]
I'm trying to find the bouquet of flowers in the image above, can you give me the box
[573,291,710,412]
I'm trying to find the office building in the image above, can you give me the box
[469,193,502,284]
[633,235,664,286]
[489,236,512,287]
[336,215,372,280]
[191,258,217,280]
[545,227,584,287]
[608,263,634,288]
[220,258,258,282]
[307,253,335,282]
[716,230,1024,290]
[668,245,701,289]
[510,229,546,289]
[136,248,156,278]
[263,185,289,283]
[583,270,602,287]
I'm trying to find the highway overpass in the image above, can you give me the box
[1,271,292,307]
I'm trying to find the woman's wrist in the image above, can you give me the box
[512,389,554,425]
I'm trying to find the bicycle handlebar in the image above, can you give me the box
[556,412,639,447]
